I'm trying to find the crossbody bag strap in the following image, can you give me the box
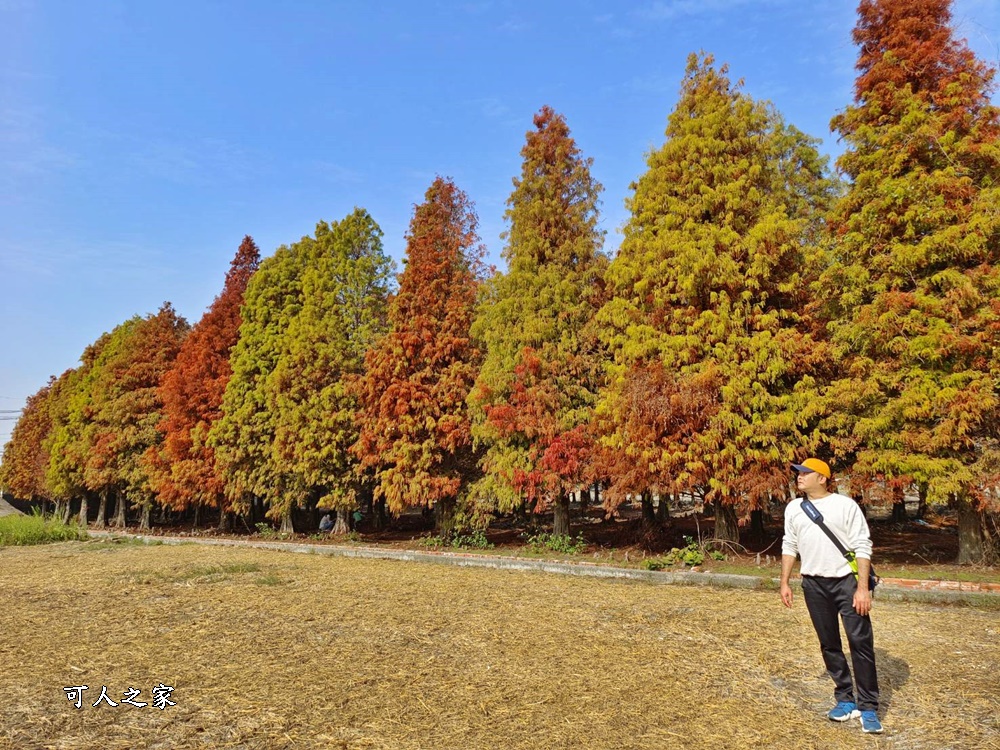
[800,498,855,561]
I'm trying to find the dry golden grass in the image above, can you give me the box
[0,540,997,750]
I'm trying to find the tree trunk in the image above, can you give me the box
[713,500,740,544]
[956,498,985,565]
[333,508,350,535]
[655,492,670,523]
[113,494,127,528]
[94,491,108,528]
[890,485,907,523]
[77,494,90,527]
[193,502,201,528]
[62,500,73,525]
[983,513,999,566]
[435,496,457,537]
[139,501,152,531]
[552,493,571,537]
[280,508,295,535]
[640,490,657,528]
[372,496,387,532]
[218,509,232,532]
[916,483,928,520]
[53,500,65,522]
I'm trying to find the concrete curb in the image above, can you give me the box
[86,530,998,606]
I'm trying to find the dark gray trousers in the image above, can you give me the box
[801,574,879,712]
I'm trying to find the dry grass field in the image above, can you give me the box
[0,539,997,750]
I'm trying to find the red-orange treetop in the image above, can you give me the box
[353,177,484,516]
[148,236,260,513]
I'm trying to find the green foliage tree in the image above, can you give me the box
[469,106,607,537]
[211,242,304,526]
[212,210,392,532]
[822,0,1000,563]
[595,54,836,541]
[353,177,485,535]
[44,338,110,523]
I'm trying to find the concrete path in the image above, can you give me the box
[86,529,998,606]
[0,498,24,517]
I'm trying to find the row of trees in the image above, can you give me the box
[3,0,999,562]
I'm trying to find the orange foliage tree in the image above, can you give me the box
[353,177,485,535]
[822,0,1000,562]
[0,378,56,507]
[86,304,189,529]
[145,237,260,529]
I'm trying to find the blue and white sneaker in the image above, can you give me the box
[827,701,860,721]
[860,710,884,734]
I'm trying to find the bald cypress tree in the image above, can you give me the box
[101,305,188,529]
[469,106,606,537]
[44,340,109,523]
[269,210,392,532]
[212,211,392,532]
[354,177,485,535]
[145,236,260,529]
[822,0,1000,562]
[596,54,835,541]
[0,379,55,507]
[211,241,305,527]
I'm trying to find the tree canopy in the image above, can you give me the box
[469,106,607,536]
[354,177,485,533]
[6,1,1000,564]
[821,0,1000,561]
[211,210,393,530]
[0,378,55,502]
[145,236,260,525]
[595,54,836,539]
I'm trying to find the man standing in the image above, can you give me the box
[780,458,883,734]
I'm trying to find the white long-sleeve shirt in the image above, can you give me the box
[782,492,873,577]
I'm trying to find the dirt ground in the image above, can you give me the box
[0,541,997,750]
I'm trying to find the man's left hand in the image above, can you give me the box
[853,587,872,616]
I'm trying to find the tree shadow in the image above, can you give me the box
[876,648,910,716]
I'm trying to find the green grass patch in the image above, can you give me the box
[254,573,285,586]
[79,536,164,552]
[523,532,588,555]
[121,561,267,586]
[0,513,88,546]
[174,562,264,583]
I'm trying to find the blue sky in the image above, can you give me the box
[2,0,999,452]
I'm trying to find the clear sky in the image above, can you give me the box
[2,0,999,453]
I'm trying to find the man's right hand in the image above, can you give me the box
[780,582,793,608]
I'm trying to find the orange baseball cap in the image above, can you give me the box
[791,458,831,478]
